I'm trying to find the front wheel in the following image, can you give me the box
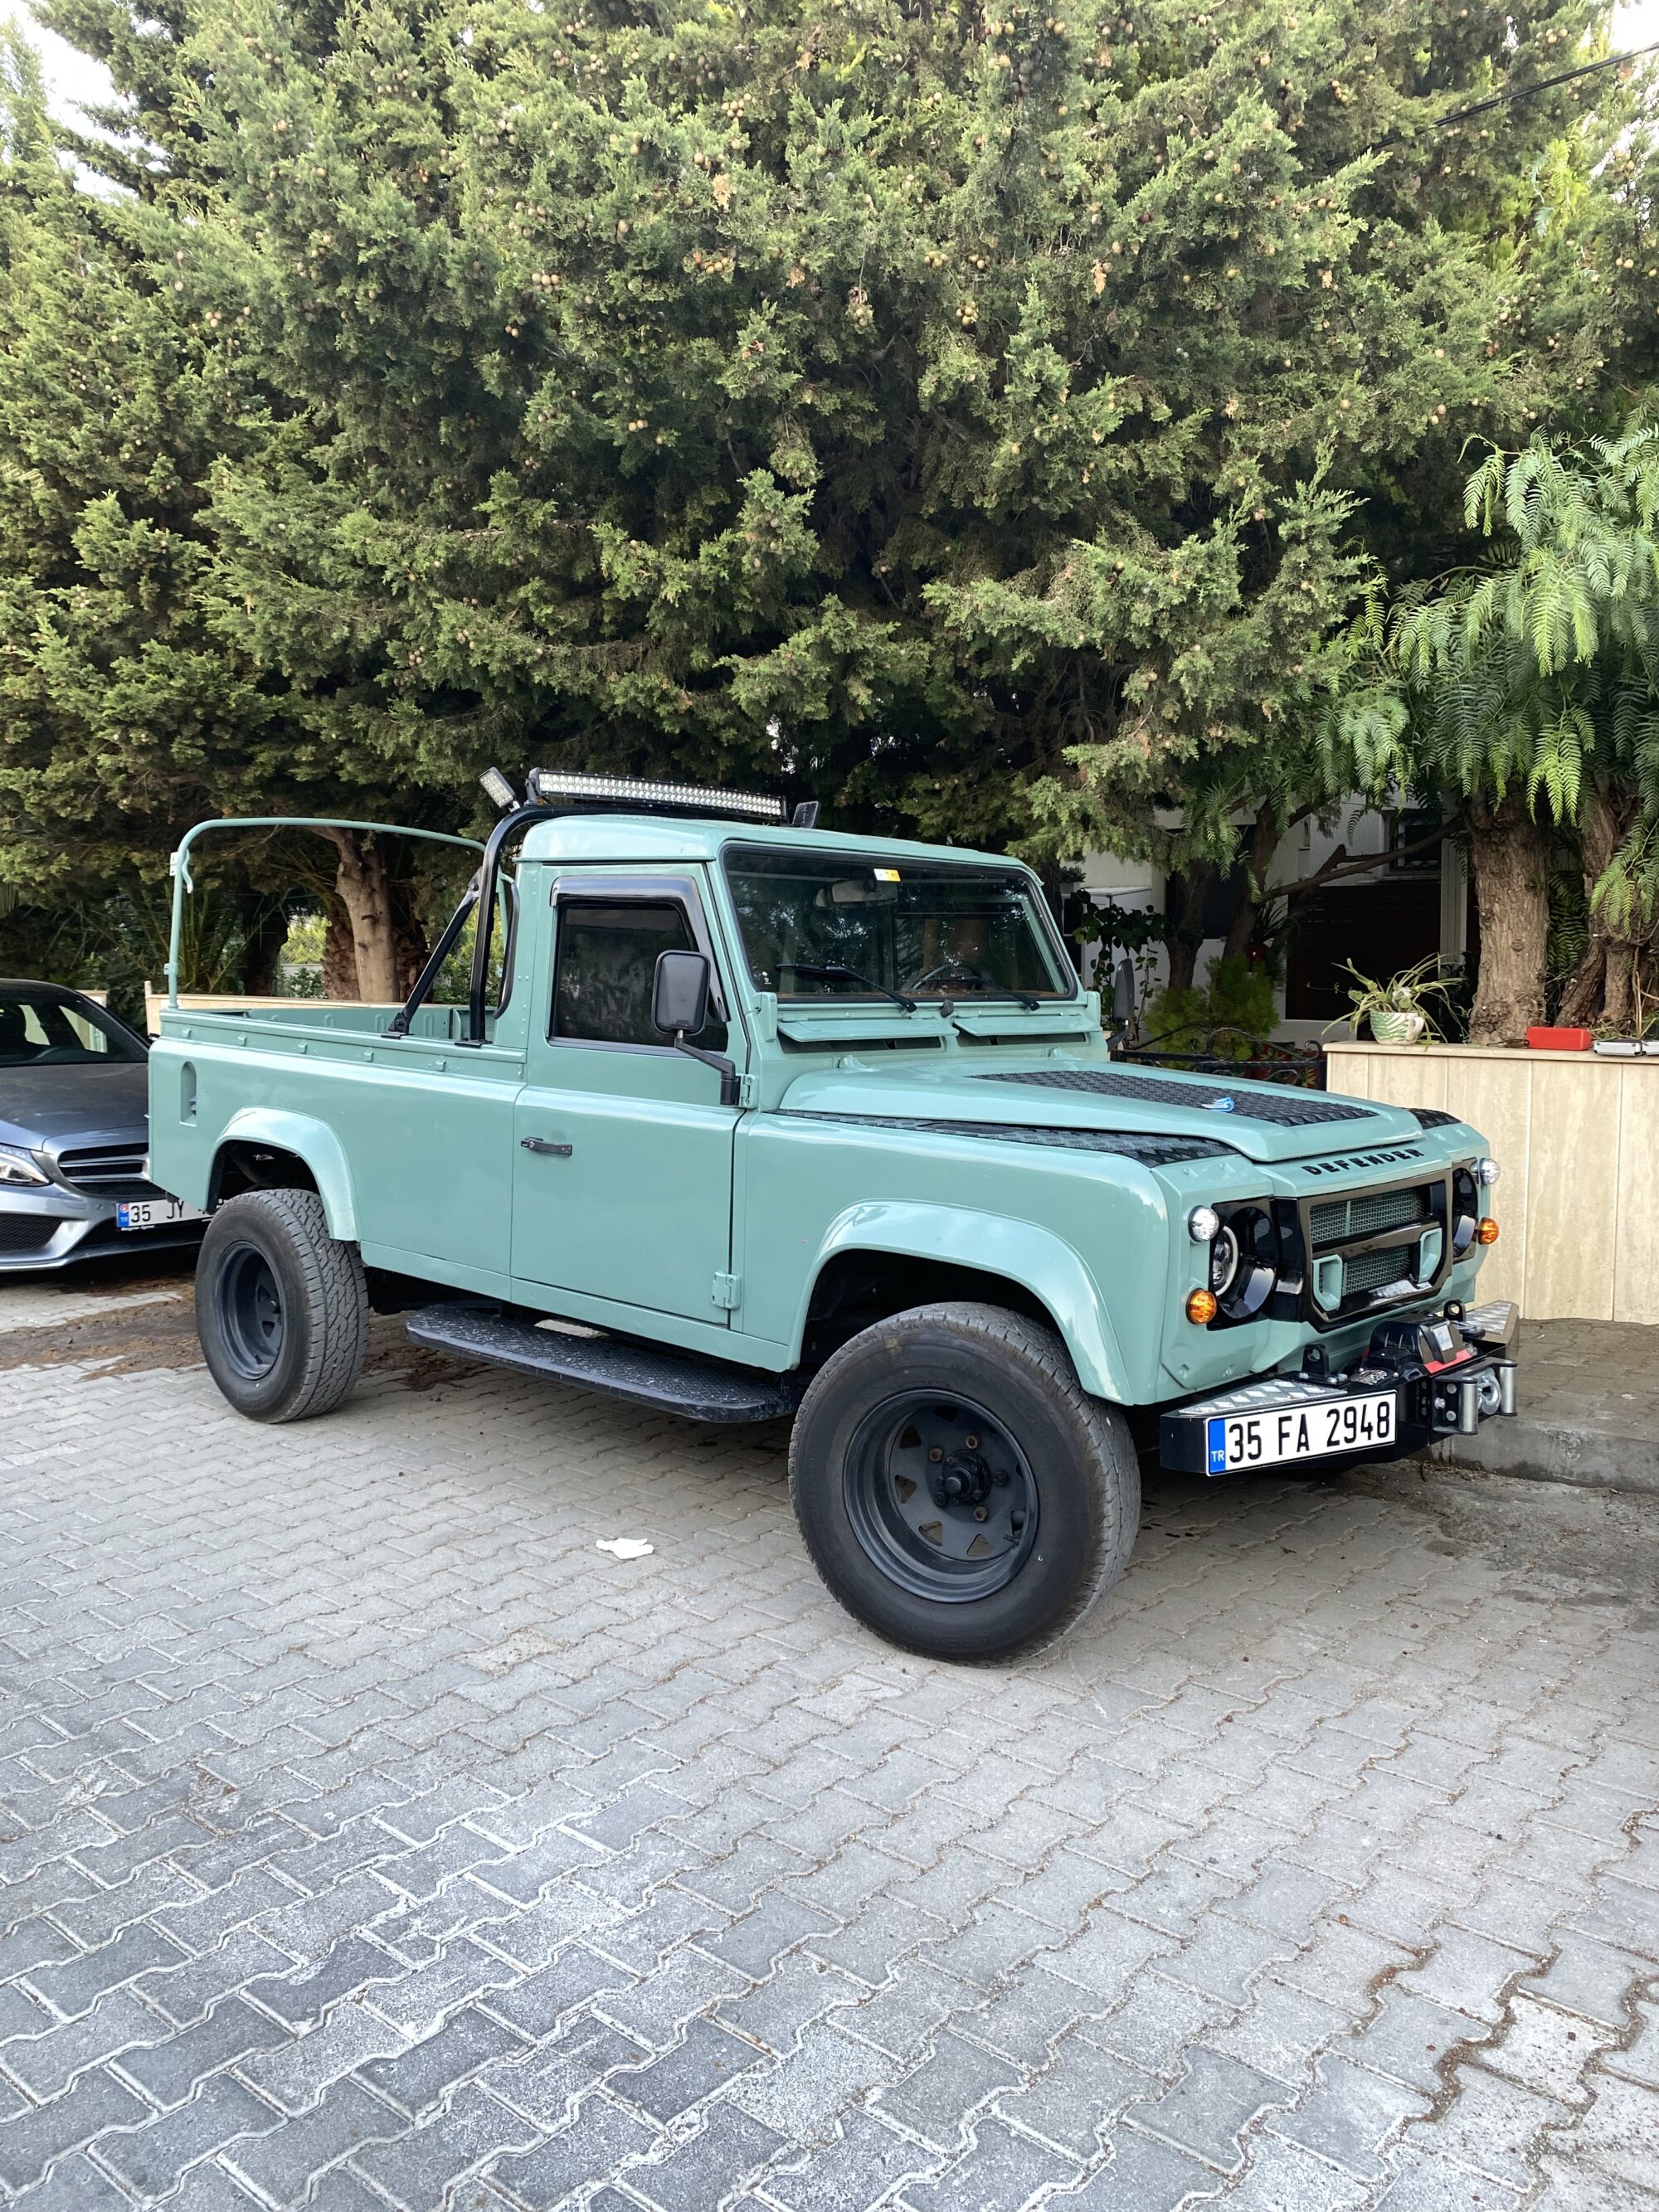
[196,1188,368,1422]
[789,1303,1140,1661]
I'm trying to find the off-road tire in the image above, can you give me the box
[197,1188,369,1423]
[789,1302,1140,1661]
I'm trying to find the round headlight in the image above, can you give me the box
[1188,1205,1220,1244]
[1476,1157,1500,1187]
[1214,1204,1280,1321]
[1209,1224,1241,1299]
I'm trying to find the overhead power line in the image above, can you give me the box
[1427,40,1659,134]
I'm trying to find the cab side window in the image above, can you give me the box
[552,901,727,1052]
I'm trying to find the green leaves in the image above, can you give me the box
[3,0,1652,917]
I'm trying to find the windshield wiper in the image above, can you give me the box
[776,961,918,1013]
[906,960,1040,1010]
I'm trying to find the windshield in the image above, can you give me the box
[0,989,145,1067]
[723,847,1074,1003]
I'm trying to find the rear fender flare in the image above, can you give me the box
[799,1202,1128,1402]
[213,1110,360,1242]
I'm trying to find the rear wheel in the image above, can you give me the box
[197,1188,368,1422]
[789,1302,1140,1661]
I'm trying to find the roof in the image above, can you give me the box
[517,813,1024,870]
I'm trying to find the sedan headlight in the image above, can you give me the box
[0,1144,51,1188]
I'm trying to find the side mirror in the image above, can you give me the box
[653,949,711,1038]
[1112,956,1136,1026]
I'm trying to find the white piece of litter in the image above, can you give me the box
[595,1538,654,1561]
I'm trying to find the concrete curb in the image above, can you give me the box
[1422,1421,1659,1499]
[1407,1316,1659,1500]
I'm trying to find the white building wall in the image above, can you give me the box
[1080,802,1420,1040]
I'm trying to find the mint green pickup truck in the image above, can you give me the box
[150,775,1518,1660]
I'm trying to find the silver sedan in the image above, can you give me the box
[0,981,202,1270]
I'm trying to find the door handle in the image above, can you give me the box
[520,1137,573,1156]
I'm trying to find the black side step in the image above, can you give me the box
[406,1303,799,1424]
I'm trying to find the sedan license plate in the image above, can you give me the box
[115,1198,202,1232]
[1206,1391,1397,1475]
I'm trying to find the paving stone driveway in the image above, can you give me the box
[1,1270,1656,2211]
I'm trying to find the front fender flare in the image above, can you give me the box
[800,1202,1129,1403]
[213,1109,360,1242]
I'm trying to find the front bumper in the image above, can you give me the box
[1159,1300,1520,1475]
[0,1195,202,1272]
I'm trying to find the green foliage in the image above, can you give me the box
[1144,953,1277,1056]
[2,0,1650,921]
[1352,429,1659,931]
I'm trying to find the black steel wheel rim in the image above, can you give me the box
[218,1242,285,1379]
[843,1390,1039,1602]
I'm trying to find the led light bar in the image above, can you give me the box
[528,770,788,822]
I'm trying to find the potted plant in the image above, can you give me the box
[1336,955,1458,1045]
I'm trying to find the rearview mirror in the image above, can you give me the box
[653,950,711,1038]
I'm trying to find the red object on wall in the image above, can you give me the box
[1526,1026,1592,1052]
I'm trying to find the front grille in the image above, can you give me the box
[54,1144,162,1204]
[1304,1173,1447,1323]
[977,1068,1376,1128]
[1342,1246,1418,1296]
[1310,1187,1428,1244]
[0,1217,56,1254]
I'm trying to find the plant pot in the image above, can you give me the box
[1369,1010,1425,1044]
[1526,1025,1592,1052]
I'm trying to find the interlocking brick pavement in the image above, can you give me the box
[0,1269,1656,2209]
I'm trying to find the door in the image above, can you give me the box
[512,874,742,1325]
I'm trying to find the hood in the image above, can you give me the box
[0,1060,150,1152]
[773,1056,1443,1168]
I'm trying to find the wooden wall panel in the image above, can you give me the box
[1443,1053,1530,1309]
[1326,1042,1659,1323]
[1613,1067,1659,1325]
[1525,1061,1618,1320]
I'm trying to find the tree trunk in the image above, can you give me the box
[239,895,288,998]
[1553,781,1654,1031]
[1555,941,1605,1029]
[1556,784,1623,1028]
[1222,800,1281,966]
[322,829,399,1002]
[1467,792,1550,1045]
[1164,859,1215,995]
[390,878,430,999]
[322,907,358,1000]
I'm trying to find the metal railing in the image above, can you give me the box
[1112,1023,1328,1091]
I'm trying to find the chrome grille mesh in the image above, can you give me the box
[1342,1246,1417,1296]
[1310,1187,1428,1246]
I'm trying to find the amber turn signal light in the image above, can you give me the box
[1185,1288,1219,1325]
[1476,1218,1501,1246]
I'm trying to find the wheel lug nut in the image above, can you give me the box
[927,1447,943,1462]
[973,1505,988,1521]
[995,1470,1009,1485]
[965,1434,980,1449]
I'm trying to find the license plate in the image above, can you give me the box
[1205,1391,1397,1474]
[115,1198,202,1232]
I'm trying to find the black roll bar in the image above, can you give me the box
[384,873,483,1038]
[462,805,558,1045]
